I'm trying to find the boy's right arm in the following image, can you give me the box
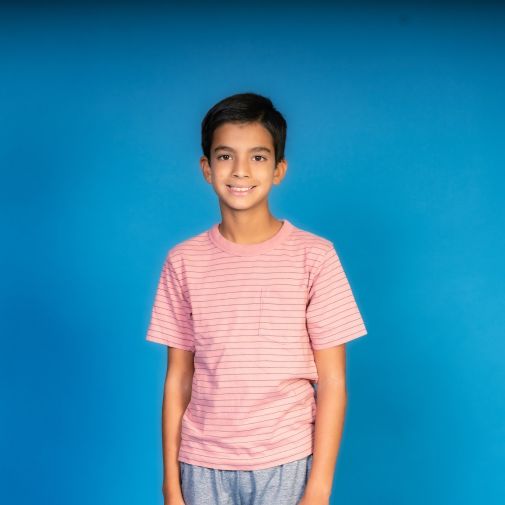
[161,347,195,504]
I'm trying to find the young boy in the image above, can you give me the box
[146,92,368,505]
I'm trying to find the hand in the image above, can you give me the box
[163,492,186,505]
[162,483,186,505]
[298,488,331,505]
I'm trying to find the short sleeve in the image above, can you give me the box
[145,252,195,352]
[306,244,368,350]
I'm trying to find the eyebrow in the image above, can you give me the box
[213,145,272,154]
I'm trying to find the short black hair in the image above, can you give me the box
[201,92,287,166]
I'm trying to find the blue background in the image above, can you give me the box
[1,2,504,504]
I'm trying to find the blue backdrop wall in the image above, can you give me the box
[1,2,504,504]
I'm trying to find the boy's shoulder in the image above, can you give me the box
[290,222,334,252]
[164,227,209,262]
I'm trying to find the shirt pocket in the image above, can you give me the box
[259,283,307,341]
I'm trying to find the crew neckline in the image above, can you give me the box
[208,219,295,256]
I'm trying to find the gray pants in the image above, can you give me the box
[180,454,313,505]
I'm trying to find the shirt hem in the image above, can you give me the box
[177,447,314,471]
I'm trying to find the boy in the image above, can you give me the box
[146,92,368,505]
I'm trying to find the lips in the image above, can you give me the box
[226,185,256,196]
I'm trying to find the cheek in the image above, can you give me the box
[213,166,230,181]
[210,172,226,187]
[257,173,275,188]
[254,165,273,180]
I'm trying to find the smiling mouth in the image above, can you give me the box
[226,185,256,195]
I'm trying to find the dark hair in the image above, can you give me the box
[201,92,287,166]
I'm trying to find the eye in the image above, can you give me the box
[217,154,231,161]
[254,155,267,161]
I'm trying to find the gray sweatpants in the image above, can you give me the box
[180,454,313,505]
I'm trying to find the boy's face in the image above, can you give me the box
[200,121,287,213]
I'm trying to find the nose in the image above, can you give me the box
[230,156,253,178]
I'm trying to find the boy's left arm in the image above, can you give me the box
[301,344,347,504]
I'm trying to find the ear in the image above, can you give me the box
[200,155,212,184]
[273,158,288,184]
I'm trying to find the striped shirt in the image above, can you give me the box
[145,218,368,470]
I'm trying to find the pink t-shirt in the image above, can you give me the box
[146,218,367,470]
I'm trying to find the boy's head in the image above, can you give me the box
[201,92,287,166]
[200,92,288,213]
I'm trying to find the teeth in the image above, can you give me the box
[229,186,253,191]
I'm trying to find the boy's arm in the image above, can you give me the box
[303,344,347,502]
[161,347,194,502]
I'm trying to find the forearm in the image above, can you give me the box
[305,380,347,499]
[162,372,192,500]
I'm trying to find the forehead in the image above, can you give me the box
[212,122,274,149]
